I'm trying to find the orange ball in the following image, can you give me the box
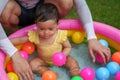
[42,70,57,80]
[112,52,120,64]
[6,61,14,72]
[4,56,11,69]
[22,42,35,54]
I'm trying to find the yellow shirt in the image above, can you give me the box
[28,30,67,65]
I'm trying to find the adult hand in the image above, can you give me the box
[0,0,21,24]
[88,39,111,64]
[0,0,21,32]
[11,51,34,80]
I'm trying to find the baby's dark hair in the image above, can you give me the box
[35,3,59,23]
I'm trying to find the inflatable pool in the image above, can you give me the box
[0,19,120,80]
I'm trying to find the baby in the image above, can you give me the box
[10,3,80,78]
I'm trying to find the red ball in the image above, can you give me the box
[6,61,14,72]
[22,42,35,54]
[112,52,120,64]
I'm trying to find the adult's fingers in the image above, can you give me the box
[89,49,95,63]
[17,73,23,80]
[98,49,106,64]
[25,69,34,80]
[18,70,33,80]
[103,48,111,63]
[21,72,28,80]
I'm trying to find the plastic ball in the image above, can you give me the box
[6,61,14,72]
[4,56,11,69]
[98,39,108,47]
[79,67,95,80]
[19,50,28,60]
[72,32,84,44]
[112,52,120,64]
[106,62,119,75]
[116,71,120,80]
[42,70,57,80]
[52,52,66,66]
[96,67,110,80]
[67,30,75,37]
[7,72,19,80]
[71,76,83,80]
[22,42,35,54]
[15,44,22,50]
[80,30,85,37]
[96,39,109,64]
[95,53,107,64]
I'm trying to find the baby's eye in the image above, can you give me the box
[39,28,44,30]
[49,28,53,30]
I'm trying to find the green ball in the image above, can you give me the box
[71,76,83,80]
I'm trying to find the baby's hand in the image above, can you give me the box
[88,39,111,64]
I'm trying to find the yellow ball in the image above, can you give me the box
[67,30,75,37]
[80,30,86,37]
[15,44,22,50]
[72,31,84,44]
[7,72,19,80]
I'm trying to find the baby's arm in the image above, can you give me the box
[62,39,72,56]
[10,36,29,45]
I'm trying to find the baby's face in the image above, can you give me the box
[36,20,58,39]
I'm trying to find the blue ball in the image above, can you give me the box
[96,67,110,80]
[98,39,108,48]
[106,62,120,76]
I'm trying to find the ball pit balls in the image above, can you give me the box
[112,52,120,64]
[22,42,35,54]
[4,56,11,69]
[96,67,110,80]
[71,76,83,80]
[15,44,22,50]
[95,53,107,64]
[6,61,14,72]
[98,39,108,48]
[79,67,95,80]
[7,72,19,80]
[19,50,28,60]
[42,70,57,80]
[67,30,75,37]
[106,62,119,76]
[52,52,66,66]
[72,32,84,44]
[116,71,120,80]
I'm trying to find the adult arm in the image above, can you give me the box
[0,1,34,80]
[0,0,17,56]
[73,0,111,63]
[73,0,96,40]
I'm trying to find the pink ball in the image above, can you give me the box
[96,53,104,64]
[19,50,28,60]
[80,67,95,80]
[96,53,107,64]
[52,52,66,66]
[116,71,120,80]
